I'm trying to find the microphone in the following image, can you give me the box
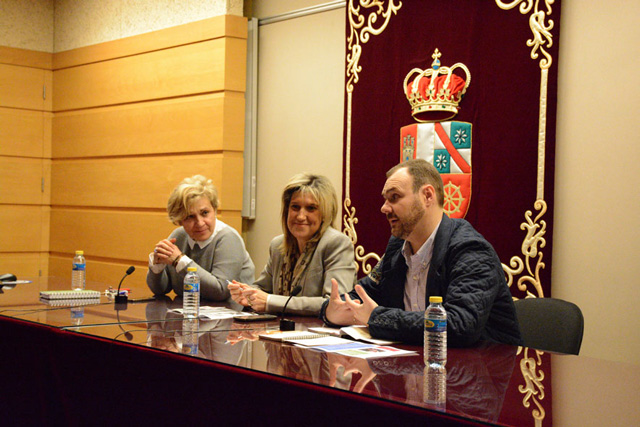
[279,285,302,331]
[114,266,136,308]
[0,274,32,293]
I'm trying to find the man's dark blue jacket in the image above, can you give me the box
[321,214,522,347]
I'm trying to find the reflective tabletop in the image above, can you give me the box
[1,277,639,426]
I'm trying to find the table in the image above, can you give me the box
[1,277,638,426]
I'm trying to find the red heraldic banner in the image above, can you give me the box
[342,0,561,302]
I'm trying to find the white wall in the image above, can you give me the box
[245,2,346,275]
[552,0,640,364]
[0,0,54,52]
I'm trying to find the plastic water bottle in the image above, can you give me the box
[424,296,447,366]
[423,364,447,410]
[182,318,199,355]
[72,250,86,290]
[70,306,84,326]
[183,267,200,319]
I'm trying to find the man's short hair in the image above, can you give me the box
[386,159,444,206]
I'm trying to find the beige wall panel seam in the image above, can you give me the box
[53,39,243,111]
[53,15,247,70]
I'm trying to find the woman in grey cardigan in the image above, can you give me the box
[146,175,254,301]
[228,173,356,316]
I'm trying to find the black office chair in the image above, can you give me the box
[514,297,584,355]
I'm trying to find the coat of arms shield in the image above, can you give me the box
[400,121,472,218]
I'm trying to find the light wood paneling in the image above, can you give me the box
[0,108,49,157]
[50,209,176,261]
[0,205,49,252]
[0,45,52,69]
[53,38,246,111]
[0,63,51,110]
[50,153,244,210]
[52,92,245,158]
[0,157,48,204]
[48,255,149,295]
[44,15,247,278]
[49,209,243,261]
[0,253,47,278]
[53,15,247,70]
[224,37,248,93]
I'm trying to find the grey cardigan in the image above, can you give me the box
[254,227,356,316]
[146,223,255,301]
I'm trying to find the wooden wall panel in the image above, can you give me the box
[49,209,243,261]
[0,46,52,279]
[53,38,246,111]
[0,157,49,204]
[50,153,244,210]
[0,64,51,110]
[53,15,247,70]
[45,15,248,280]
[0,206,49,252]
[52,92,245,158]
[0,253,47,278]
[0,46,53,69]
[50,209,176,261]
[0,108,50,157]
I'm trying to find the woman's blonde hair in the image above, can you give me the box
[166,175,219,225]
[280,173,338,254]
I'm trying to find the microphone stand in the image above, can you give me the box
[279,285,302,331]
[114,266,136,310]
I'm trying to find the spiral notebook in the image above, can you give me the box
[40,290,101,300]
[39,297,101,307]
[258,330,330,342]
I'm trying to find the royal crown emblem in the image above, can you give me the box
[403,49,471,122]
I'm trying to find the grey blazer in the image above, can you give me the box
[254,227,356,316]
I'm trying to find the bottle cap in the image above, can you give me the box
[75,250,84,255]
[429,296,443,303]
[187,267,197,272]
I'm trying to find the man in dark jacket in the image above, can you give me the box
[321,159,521,346]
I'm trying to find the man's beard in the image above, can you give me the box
[389,198,425,239]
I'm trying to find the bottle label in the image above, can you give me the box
[184,283,200,292]
[183,344,198,355]
[72,263,85,271]
[425,318,446,332]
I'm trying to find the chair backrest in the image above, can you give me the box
[514,297,584,355]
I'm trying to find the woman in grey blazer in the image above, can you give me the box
[229,173,356,316]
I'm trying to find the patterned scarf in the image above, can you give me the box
[276,233,321,296]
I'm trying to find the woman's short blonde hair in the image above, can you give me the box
[280,173,338,254]
[166,175,219,225]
